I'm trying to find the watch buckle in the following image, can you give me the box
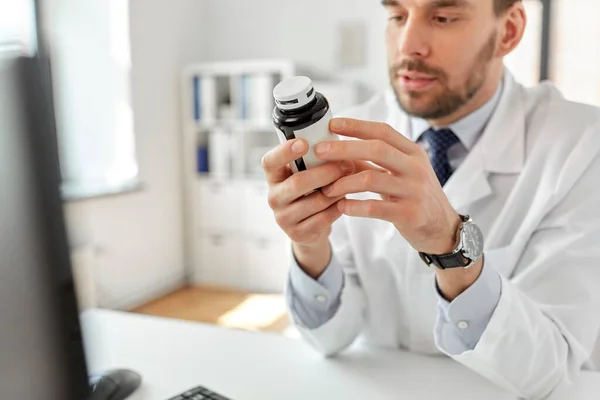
[419,252,433,267]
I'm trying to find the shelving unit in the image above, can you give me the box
[180,59,358,292]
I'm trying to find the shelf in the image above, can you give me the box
[61,177,144,202]
[196,173,211,180]
[181,59,305,292]
[195,173,267,182]
[232,120,273,132]
[193,119,273,133]
[183,59,296,78]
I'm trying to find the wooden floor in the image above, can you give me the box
[130,286,294,335]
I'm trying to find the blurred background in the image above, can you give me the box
[2,0,599,338]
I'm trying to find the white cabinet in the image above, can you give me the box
[242,181,281,238]
[240,181,291,293]
[242,236,290,293]
[195,179,243,232]
[195,233,243,288]
[191,177,290,293]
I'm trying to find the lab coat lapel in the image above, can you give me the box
[443,70,526,213]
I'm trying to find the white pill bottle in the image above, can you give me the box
[272,76,339,173]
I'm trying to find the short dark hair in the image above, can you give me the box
[494,0,522,15]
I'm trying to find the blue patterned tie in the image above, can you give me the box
[421,128,460,187]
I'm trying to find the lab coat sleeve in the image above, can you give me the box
[284,215,366,356]
[286,251,344,329]
[435,262,502,353]
[435,150,600,399]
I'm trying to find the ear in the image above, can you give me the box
[496,3,527,57]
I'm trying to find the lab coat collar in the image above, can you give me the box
[385,69,526,212]
[475,69,526,174]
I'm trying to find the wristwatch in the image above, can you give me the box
[419,214,484,270]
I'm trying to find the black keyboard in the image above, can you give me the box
[167,385,232,400]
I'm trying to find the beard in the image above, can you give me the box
[390,30,498,120]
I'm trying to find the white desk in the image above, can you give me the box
[81,309,600,400]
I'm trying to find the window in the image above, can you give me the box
[0,0,37,56]
[503,0,544,87]
[549,0,600,106]
[41,0,139,199]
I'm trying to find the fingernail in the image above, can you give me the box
[330,118,346,130]
[341,161,354,173]
[322,184,332,194]
[292,140,307,154]
[315,142,330,155]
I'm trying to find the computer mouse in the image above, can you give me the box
[88,368,142,400]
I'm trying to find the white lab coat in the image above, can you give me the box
[290,71,600,399]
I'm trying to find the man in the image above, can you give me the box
[262,0,600,398]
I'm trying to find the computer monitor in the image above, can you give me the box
[0,53,90,398]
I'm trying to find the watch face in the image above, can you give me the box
[462,221,484,261]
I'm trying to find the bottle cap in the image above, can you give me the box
[273,76,316,111]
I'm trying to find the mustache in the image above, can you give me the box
[390,59,447,80]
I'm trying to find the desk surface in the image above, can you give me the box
[81,309,600,400]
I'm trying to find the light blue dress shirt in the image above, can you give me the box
[287,82,504,353]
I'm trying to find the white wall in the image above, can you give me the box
[64,0,208,310]
[199,0,551,99]
[201,0,389,100]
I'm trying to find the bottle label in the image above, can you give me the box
[293,109,337,170]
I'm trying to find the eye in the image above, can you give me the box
[434,16,456,24]
[389,15,406,24]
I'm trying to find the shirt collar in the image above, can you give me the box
[409,79,504,150]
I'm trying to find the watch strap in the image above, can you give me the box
[418,214,473,270]
[420,251,471,270]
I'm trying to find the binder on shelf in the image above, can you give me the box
[193,76,200,121]
[208,128,232,179]
[193,75,217,125]
[249,73,274,124]
[232,73,275,125]
[196,145,209,173]
[239,74,250,120]
[229,75,241,122]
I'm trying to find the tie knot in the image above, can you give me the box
[422,128,460,154]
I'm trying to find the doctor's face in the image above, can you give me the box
[384,0,503,121]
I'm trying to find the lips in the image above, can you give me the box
[398,74,437,91]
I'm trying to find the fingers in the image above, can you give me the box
[322,170,413,198]
[352,160,389,174]
[337,198,398,222]
[262,139,309,184]
[287,203,343,243]
[276,190,345,227]
[329,118,420,155]
[268,160,355,208]
[314,139,407,173]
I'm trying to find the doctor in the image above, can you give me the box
[262,0,600,398]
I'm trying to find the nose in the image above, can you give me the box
[396,17,431,58]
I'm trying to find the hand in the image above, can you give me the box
[262,138,355,278]
[315,118,461,255]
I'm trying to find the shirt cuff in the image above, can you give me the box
[435,261,502,353]
[287,247,344,329]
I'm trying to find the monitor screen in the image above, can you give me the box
[0,54,89,399]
